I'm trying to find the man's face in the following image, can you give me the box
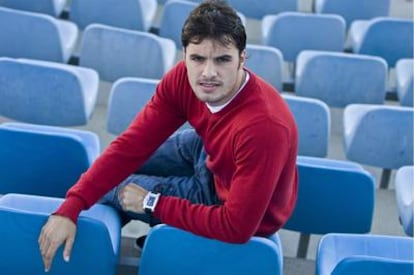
[184,38,246,106]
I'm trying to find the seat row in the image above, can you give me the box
[1,1,412,68]
[0,0,393,27]
[0,121,412,273]
[0,54,412,187]
[1,4,412,102]
[0,3,412,106]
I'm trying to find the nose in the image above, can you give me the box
[202,60,217,78]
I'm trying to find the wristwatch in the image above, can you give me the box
[142,191,161,215]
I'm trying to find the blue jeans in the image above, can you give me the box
[100,129,219,225]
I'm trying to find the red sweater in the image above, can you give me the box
[56,61,298,243]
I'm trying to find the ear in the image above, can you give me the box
[240,49,246,67]
[182,47,186,61]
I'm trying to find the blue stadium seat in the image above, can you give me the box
[314,0,390,28]
[0,122,100,197]
[316,233,414,275]
[0,7,78,63]
[395,166,414,236]
[261,12,346,63]
[284,156,375,258]
[0,0,67,17]
[282,95,330,157]
[139,224,283,275]
[79,24,176,82]
[0,57,98,126]
[246,44,284,91]
[107,77,159,135]
[395,58,414,107]
[343,104,414,188]
[227,0,297,20]
[295,50,388,107]
[158,0,198,48]
[69,0,157,31]
[348,17,414,67]
[0,193,121,275]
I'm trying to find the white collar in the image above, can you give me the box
[206,70,250,113]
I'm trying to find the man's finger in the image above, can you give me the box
[43,240,60,272]
[63,236,75,262]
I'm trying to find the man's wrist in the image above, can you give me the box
[53,196,86,224]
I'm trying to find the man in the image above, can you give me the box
[39,0,298,272]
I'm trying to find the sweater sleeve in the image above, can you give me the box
[154,120,293,243]
[54,67,188,223]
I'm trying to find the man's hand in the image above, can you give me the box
[118,183,148,213]
[38,215,76,272]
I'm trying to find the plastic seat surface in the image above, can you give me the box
[246,44,284,91]
[0,58,98,126]
[0,122,99,197]
[282,94,330,157]
[295,50,388,107]
[158,0,198,48]
[227,0,297,20]
[139,224,283,275]
[69,0,157,31]
[343,104,414,170]
[395,58,414,107]
[314,0,390,28]
[395,166,414,236]
[0,193,121,275]
[0,7,78,62]
[0,0,66,16]
[107,77,159,135]
[284,156,375,235]
[262,12,345,62]
[79,24,176,82]
[316,233,414,275]
[348,17,414,67]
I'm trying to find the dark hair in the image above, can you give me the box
[181,0,246,54]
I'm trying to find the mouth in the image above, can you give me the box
[199,81,220,93]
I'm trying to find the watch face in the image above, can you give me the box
[147,195,157,207]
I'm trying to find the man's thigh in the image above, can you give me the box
[137,129,204,177]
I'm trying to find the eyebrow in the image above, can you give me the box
[189,53,233,60]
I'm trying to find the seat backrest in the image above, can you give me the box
[245,44,284,91]
[0,58,98,126]
[227,0,297,20]
[343,104,414,169]
[262,12,345,62]
[356,18,414,67]
[79,24,176,82]
[285,156,375,234]
[314,0,390,28]
[0,0,66,16]
[159,0,197,48]
[107,77,159,135]
[295,50,388,107]
[0,125,92,197]
[1,122,101,164]
[316,233,414,275]
[395,166,414,236]
[69,0,157,31]
[0,7,75,62]
[282,95,330,157]
[0,193,121,275]
[139,224,283,275]
[395,58,414,107]
[331,255,414,275]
